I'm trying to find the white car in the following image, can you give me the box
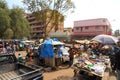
[60,46,70,62]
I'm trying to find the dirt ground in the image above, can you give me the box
[109,71,116,80]
[15,51,27,59]
[43,68,74,80]
[43,68,116,80]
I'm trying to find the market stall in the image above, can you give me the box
[72,53,110,80]
[40,38,65,68]
[71,34,118,80]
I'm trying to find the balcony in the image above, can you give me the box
[32,35,44,39]
[29,21,39,25]
[31,25,44,28]
[27,16,35,20]
[32,30,43,33]
[72,31,106,36]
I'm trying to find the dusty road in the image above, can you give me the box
[43,68,116,80]
[43,68,74,80]
[109,71,116,80]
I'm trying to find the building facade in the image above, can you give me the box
[64,27,73,33]
[25,10,64,39]
[71,18,112,40]
[49,27,72,41]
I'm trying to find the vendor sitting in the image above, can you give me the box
[18,53,25,64]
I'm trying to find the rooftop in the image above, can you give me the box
[74,18,111,27]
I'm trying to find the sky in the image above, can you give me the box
[5,0,120,31]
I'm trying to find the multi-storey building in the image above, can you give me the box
[71,18,112,40]
[25,10,64,39]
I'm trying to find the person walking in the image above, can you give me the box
[68,46,79,67]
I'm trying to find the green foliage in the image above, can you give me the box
[3,28,13,39]
[0,0,8,9]
[0,0,31,39]
[114,29,120,36]
[9,7,31,39]
[0,6,11,38]
[23,0,75,15]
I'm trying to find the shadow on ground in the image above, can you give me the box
[52,76,74,80]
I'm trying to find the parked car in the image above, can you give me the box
[60,46,70,62]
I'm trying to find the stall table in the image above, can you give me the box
[72,57,110,80]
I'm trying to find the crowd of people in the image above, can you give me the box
[0,40,40,64]
[0,39,120,80]
[0,40,27,53]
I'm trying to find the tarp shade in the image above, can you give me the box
[40,39,54,58]
[53,38,59,41]
[40,38,64,58]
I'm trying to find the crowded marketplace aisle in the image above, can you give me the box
[13,36,119,80]
[1,35,119,80]
[15,51,116,80]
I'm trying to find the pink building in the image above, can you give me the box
[71,18,112,40]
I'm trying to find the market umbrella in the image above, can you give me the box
[91,34,119,45]
[117,36,120,42]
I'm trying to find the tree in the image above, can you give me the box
[3,28,13,39]
[114,29,120,36]
[0,0,11,38]
[0,0,31,39]
[9,7,31,39]
[0,0,8,9]
[23,0,75,40]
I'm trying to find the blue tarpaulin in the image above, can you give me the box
[40,39,54,58]
[40,38,64,58]
[53,38,59,41]
[53,38,63,57]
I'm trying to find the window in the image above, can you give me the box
[76,27,79,30]
[95,26,100,29]
[85,26,89,30]
[81,27,83,32]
